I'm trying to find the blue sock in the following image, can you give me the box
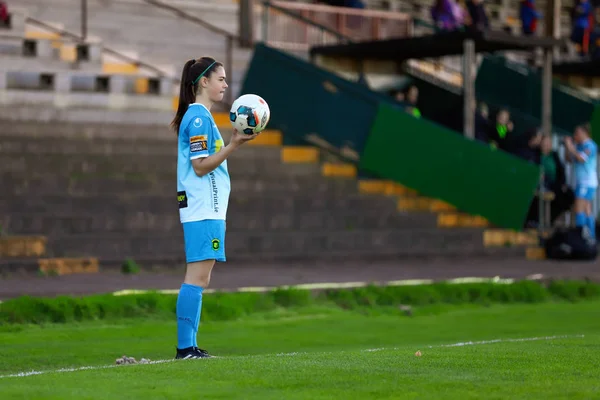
[575,212,587,228]
[587,216,596,239]
[176,283,203,350]
[193,292,203,348]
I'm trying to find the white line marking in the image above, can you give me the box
[0,359,175,379]
[428,334,585,348]
[111,276,515,297]
[0,334,584,379]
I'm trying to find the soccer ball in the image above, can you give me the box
[229,94,271,135]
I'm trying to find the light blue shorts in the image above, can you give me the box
[182,219,226,263]
[575,185,597,202]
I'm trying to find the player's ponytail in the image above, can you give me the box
[170,59,197,133]
[170,57,223,134]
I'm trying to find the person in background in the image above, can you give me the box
[475,102,491,144]
[564,124,597,239]
[524,135,574,228]
[344,0,365,8]
[511,127,542,163]
[540,135,575,223]
[0,1,9,28]
[465,0,490,32]
[452,0,467,27]
[489,108,514,151]
[431,0,459,32]
[520,0,541,36]
[589,7,600,59]
[391,85,421,118]
[403,85,421,118]
[571,0,593,56]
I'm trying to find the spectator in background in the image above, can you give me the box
[465,0,490,32]
[511,127,542,163]
[475,102,491,143]
[431,0,460,32]
[540,135,574,220]
[404,85,421,118]
[344,0,365,8]
[520,0,541,36]
[590,7,600,59]
[316,0,364,7]
[571,0,593,56]
[452,0,468,27]
[524,135,574,228]
[391,85,421,118]
[489,108,514,151]
[0,1,9,28]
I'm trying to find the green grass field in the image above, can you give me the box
[2,297,600,399]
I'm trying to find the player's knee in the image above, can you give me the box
[184,260,214,287]
[190,275,211,288]
[186,273,211,288]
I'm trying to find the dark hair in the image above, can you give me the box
[577,123,591,136]
[170,57,223,133]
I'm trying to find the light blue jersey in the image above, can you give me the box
[177,103,230,223]
[574,139,598,188]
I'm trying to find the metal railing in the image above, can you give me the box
[260,2,465,90]
[142,0,237,105]
[261,0,412,52]
[24,16,176,83]
[23,1,241,105]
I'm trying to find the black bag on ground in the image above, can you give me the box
[544,226,598,261]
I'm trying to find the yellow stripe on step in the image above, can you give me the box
[484,230,539,247]
[213,112,231,129]
[0,236,47,258]
[438,213,489,228]
[398,197,455,212]
[249,130,283,146]
[281,146,319,163]
[525,247,546,260]
[321,163,357,178]
[357,180,389,194]
[38,258,100,276]
[25,31,61,40]
[357,180,419,196]
[102,62,139,75]
[134,77,149,94]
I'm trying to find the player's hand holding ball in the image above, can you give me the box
[229,94,270,147]
[230,128,258,146]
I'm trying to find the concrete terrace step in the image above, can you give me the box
[0,106,175,128]
[0,193,399,214]
[0,153,321,177]
[39,229,512,260]
[18,0,245,66]
[4,173,359,196]
[0,54,105,73]
[0,121,176,138]
[0,134,280,157]
[2,210,439,235]
[0,257,99,275]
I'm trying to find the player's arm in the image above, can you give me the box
[564,138,587,163]
[189,120,258,177]
[192,143,237,177]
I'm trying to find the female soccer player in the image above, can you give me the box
[170,57,258,359]
[564,124,598,239]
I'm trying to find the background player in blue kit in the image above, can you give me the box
[170,57,259,359]
[564,124,598,239]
